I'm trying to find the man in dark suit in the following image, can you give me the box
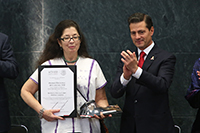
[0,32,19,133]
[110,13,176,133]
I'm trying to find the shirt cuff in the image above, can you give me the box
[132,67,143,79]
[120,74,132,86]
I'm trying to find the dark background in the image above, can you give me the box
[0,0,199,133]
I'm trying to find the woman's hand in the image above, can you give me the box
[94,112,112,119]
[197,71,200,80]
[95,87,112,119]
[42,109,64,121]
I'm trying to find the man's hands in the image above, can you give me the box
[121,50,138,80]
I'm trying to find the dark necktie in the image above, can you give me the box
[138,51,146,68]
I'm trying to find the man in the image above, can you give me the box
[185,58,200,133]
[110,12,176,133]
[0,32,19,133]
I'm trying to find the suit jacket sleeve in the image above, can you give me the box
[110,58,127,98]
[138,53,176,93]
[0,33,19,79]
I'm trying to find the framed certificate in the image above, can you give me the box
[38,65,77,118]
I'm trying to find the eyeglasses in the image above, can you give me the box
[60,36,80,42]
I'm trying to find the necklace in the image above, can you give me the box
[62,56,79,63]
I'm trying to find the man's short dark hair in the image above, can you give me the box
[128,12,153,30]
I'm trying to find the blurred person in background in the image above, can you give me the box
[0,32,19,133]
[186,58,200,133]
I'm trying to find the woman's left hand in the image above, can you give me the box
[197,71,200,80]
[94,112,112,119]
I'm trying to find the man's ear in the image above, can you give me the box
[150,26,154,36]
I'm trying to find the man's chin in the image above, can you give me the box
[136,44,144,49]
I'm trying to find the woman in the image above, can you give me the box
[21,20,110,133]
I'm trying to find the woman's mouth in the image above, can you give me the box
[69,46,75,49]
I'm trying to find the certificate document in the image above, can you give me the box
[38,65,77,117]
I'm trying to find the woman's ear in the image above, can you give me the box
[57,38,62,47]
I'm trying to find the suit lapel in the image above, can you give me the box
[133,44,160,96]
[142,44,159,70]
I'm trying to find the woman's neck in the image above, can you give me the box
[64,53,78,61]
[63,53,79,64]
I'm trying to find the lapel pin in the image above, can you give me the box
[150,56,154,60]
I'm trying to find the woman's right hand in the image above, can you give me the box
[197,71,200,80]
[42,109,65,121]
